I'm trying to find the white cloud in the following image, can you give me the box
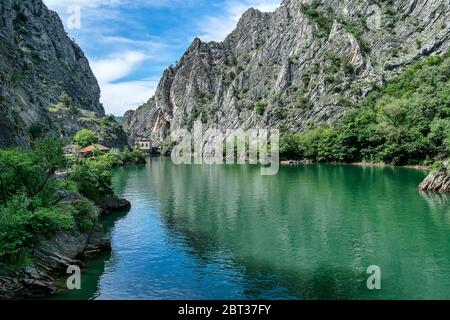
[101,36,183,62]
[90,51,149,83]
[101,80,159,115]
[90,51,157,115]
[199,0,281,42]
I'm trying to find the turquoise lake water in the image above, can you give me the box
[53,158,450,300]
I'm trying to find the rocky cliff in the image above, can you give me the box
[0,0,127,148]
[124,0,450,148]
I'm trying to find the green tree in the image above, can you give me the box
[74,129,98,148]
[255,101,267,116]
[70,155,113,201]
[428,119,450,157]
[0,137,66,207]
[280,134,303,160]
[0,137,85,263]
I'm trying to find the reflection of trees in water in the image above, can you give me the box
[113,165,150,187]
[120,159,450,299]
[139,161,380,298]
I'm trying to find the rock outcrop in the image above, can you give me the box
[420,168,450,192]
[97,192,132,215]
[124,0,450,148]
[0,226,111,299]
[0,0,127,148]
[0,192,128,299]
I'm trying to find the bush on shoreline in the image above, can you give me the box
[0,137,110,265]
[105,147,146,167]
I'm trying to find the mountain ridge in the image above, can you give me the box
[124,0,450,149]
[0,0,127,148]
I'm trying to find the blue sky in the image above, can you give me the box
[43,0,281,116]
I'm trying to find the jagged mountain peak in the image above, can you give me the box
[124,0,450,148]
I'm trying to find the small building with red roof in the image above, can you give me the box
[80,144,110,157]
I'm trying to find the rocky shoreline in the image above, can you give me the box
[0,193,130,300]
[420,168,450,193]
[97,192,132,216]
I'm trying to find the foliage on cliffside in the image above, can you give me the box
[281,51,450,165]
[0,137,114,264]
[74,129,99,148]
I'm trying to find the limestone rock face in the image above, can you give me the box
[124,0,450,147]
[420,169,450,192]
[0,0,127,148]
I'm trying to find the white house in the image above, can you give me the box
[135,139,152,151]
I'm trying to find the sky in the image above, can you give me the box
[43,0,282,116]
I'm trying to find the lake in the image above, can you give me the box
[53,158,450,300]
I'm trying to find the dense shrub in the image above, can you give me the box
[122,147,145,164]
[0,195,75,264]
[301,0,333,37]
[256,101,267,116]
[0,137,103,264]
[71,198,99,232]
[28,122,45,140]
[95,147,145,167]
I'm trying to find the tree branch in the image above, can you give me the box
[30,167,56,198]
[52,194,68,206]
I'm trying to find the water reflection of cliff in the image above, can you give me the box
[117,159,450,299]
[420,191,450,207]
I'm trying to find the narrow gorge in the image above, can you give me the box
[123,0,450,149]
[1,0,450,301]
